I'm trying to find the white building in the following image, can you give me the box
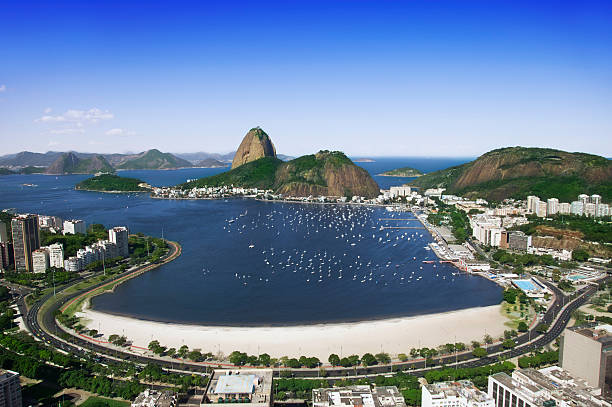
[597,204,610,218]
[132,389,177,407]
[591,194,602,205]
[535,201,547,218]
[63,219,86,235]
[570,201,584,216]
[527,195,540,214]
[32,248,49,273]
[424,188,445,198]
[313,386,406,407]
[109,226,129,258]
[389,186,412,198]
[470,215,503,247]
[585,203,597,217]
[579,194,590,205]
[422,380,494,407]
[546,198,559,215]
[559,202,571,214]
[46,243,64,268]
[488,367,611,407]
[64,257,81,272]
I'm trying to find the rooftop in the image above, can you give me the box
[312,386,406,407]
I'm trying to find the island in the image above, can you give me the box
[75,174,151,192]
[353,158,375,163]
[378,166,423,177]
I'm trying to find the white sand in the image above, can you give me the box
[79,305,507,359]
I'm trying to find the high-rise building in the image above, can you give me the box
[536,201,547,218]
[0,243,13,270]
[422,380,494,407]
[46,243,64,268]
[597,204,610,218]
[11,214,40,272]
[560,326,612,396]
[32,249,49,273]
[579,194,590,205]
[109,226,129,258]
[0,369,22,407]
[0,221,7,243]
[546,198,559,215]
[571,201,584,216]
[591,194,602,205]
[527,196,540,214]
[585,203,598,217]
[63,219,86,235]
[559,202,571,214]
[508,231,531,251]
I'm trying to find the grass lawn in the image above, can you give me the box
[80,395,130,407]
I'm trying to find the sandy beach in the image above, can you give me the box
[79,305,507,359]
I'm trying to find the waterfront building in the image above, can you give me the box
[32,248,49,273]
[470,215,504,247]
[585,203,598,217]
[424,188,445,198]
[0,370,22,407]
[570,201,584,216]
[488,367,610,407]
[508,231,531,251]
[132,389,177,407]
[202,370,273,407]
[422,380,494,407]
[560,326,612,397]
[559,202,571,215]
[0,243,13,270]
[546,198,559,215]
[314,385,406,407]
[535,201,547,218]
[0,221,7,243]
[109,226,129,258]
[63,219,86,235]
[38,215,63,230]
[46,243,64,268]
[77,248,95,268]
[527,195,540,214]
[390,186,412,198]
[11,214,40,272]
[64,256,81,272]
[591,194,602,205]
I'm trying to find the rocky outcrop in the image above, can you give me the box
[231,127,276,169]
[45,152,113,174]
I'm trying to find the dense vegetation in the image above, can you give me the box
[427,199,472,243]
[492,249,558,268]
[512,214,612,244]
[379,166,423,177]
[76,174,149,192]
[179,157,282,189]
[41,224,108,258]
[517,351,558,368]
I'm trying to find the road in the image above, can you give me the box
[15,241,608,379]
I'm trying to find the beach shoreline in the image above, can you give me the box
[79,304,508,359]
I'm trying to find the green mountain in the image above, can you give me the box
[44,153,114,175]
[180,151,380,198]
[115,149,192,170]
[410,147,612,202]
[76,174,149,192]
[379,167,423,177]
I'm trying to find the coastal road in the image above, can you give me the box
[22,243,607,379]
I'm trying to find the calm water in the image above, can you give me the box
[0,157,502,325]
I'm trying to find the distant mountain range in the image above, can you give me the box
[409,147,612,202]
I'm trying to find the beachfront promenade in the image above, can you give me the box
[19,238,607,378]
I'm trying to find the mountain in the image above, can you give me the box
[195,158,228,168]
[45,152,114,175]
[115,149,192,170]
[175,152,235,163]
[181,151,380,198]
[0,151,65,167]
[410,147,612,202]
[231,127,277,169]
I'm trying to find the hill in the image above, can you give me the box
[45,153,114,175]
[410,147,612,202]
[232,127,277,169]
[379,167,423,177]
[180,151,380,198]
[0,151,65,167]
[195,158,228,168]
[76,174,149,192]
[115,149,192,170]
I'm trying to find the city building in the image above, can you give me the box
[499,231,510,249]
[0,370,22,407]
[470,215,503,247]
[597,204,610,218]
[570,201,584,216]
[109,226,129,258]
[11,214,40,272]
[424,188,446,198]
[38,215,63,230]
[591,194,602,205]
[579,194,590,205]
[546,198,559,215]
[560,326,612,396]
[536,201,547,218]
[132,389,177,407]
[508,231,531,251]
[488,367,610,407]
[389,186,412,198]
[559,202,571,215]
[0,243,13,271]
[0,221,7,243]
[313,385,406,407]
[63,219,86,235]
[422,380,494,407]
[46,243,64,268]
[527,196,540,214]
[585,203,598,217]
[202,370,273,407]
[32,248,49,273]
[64,257,81,272]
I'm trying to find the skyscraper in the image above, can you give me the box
[47,243,64,268]
[109,226,129,258]
[547,198,559,215]
[11,215,40,272]
[527,196,539,214]
[0,221,7,243]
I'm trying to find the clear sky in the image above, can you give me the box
[1,0,611,157]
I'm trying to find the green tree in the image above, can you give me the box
[361,353,377,367]
[517,321,528,332]
[328,354,340,366]
[472,347,487,358]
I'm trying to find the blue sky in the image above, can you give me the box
[1,0,611,157]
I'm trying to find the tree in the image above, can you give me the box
[502,339,516,349]
[572,249,589,262]
[361,353,377,367]
[375,352,391,364]
[398,353,408,362]
[178,345,189,359]
[536,323,549,334]
[258,353,271,366]
[328,354,340,366]
[166,348,176,358]
[518,321,528,332]
[472,347,487,358]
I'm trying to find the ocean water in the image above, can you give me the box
[0,157,502,325]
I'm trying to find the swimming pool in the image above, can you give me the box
[513,279,538,291]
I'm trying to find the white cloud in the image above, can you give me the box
[49,128,86,135]
[44,107,52,114]
[48,140,60,147]
[105,128,135,136]
[36,107,114,124]
[0,84,6,92]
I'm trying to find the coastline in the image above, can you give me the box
[79,304,507,359]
